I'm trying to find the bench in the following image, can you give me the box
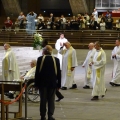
[0,30,119,49]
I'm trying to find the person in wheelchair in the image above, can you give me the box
[7,59,37,99]
[20,59,37,85]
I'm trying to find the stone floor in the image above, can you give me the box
[1,48,120,120]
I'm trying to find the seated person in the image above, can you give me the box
[106,15,113,29]
[66,19,71,30]
[89,17,97,30]
[80,16,86,29]
[38,14,44,22]
[100,19,106,31]
[21,59,36,82]
[54,17,61,30]
[116,19,120,30]
[20,17,27,29]
[46,19,51,29]
[7,59,37,99]
[14,18,20,31]
[4,17,13,31]
[37,19,45,30]
[18,12,25,29]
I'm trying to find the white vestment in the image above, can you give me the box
[23,66,36,81]
[82,48,96,86]
[2,48,20,83]
[55,38,68,70]
[59,46,78,88]
[92,48,106,96]
[111,46,120,84]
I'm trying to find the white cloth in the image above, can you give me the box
[111,46,120,84]
[92,48,106,96]
[116,20,120,28]
[92,11,98,21]
[59,47,78,88]
[100,22,106,31]
[23,66,36,81]
[97,18,101,24]
[18,15,25,23]
[61,17,66,24]
[2,48,20,83]
[55,38,68,70]
[82,48,96,86]
[38,16,44,21]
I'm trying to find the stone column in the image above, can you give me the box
[69,0,88,15]
[1,0,21,17]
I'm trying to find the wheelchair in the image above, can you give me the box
[23,79,40,103]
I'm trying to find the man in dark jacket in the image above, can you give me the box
[89,17,97,30]
[35,45,61,120]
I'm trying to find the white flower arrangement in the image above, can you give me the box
[33,33,43,49]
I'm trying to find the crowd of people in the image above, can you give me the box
[2,33,120,119]
[3,9,120,32]
[1,8,120,119]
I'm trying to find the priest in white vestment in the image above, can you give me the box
[90,41,107,100]
[110,39,120,86]
[59,42,78,90]
[55,33,68,70]
[8,59,37,99]
[82,43,96,89]
[21,59,36,81]
[2,43,20,83]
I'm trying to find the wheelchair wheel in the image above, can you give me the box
[27,82,40,103]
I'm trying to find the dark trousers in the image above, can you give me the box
[39,87,56,117]
[56,89,64,99]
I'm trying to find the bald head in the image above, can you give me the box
[4,43,11,50]
[7,17,10,20]
[88,43,94,50]
[63,42,71,49]
[30,59,37,68]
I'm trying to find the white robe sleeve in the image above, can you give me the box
[111,47,117,60]
[55,38,68,51]
[59,47,65,55]
[82,52,89,66]
[24,72,35,80]
[72,50,78,67]
[9,52,16,71]
[116,54,120,60]
[94,51,106,69]
[55,40,61,51]
[115,47,120,60]
[111,49,115,60]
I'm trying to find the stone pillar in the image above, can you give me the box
[69,0,88,15]
[1,0,21,17]
[18,0,28,15]
[86,0,95,14]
